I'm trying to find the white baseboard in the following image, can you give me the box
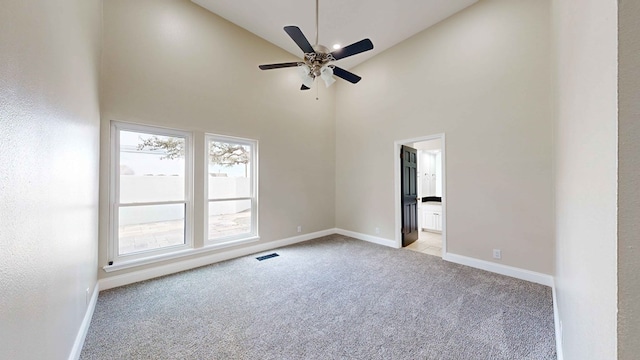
[443,252,553,287]
[68,282,99,360]
[98,229,335,291]
[335,228,398,248]
[552,281,564,360]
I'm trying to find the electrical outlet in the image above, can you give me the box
[297,225,302,233]
[492,249,502,259]
[85,288,90,305]
[375,227,380,235]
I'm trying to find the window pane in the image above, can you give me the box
[208,199,252,240]
[207,140,251,199]
[120,130,185,203]
[119,204,185,255]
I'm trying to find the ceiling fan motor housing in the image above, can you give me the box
[305,46,334,77]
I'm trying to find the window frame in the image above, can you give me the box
[204,133,258,246]
[108,121,194,265]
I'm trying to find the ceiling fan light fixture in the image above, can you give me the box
[297,63,310,77]
[298,64,315,88]
[332,44,341,50]
[303,76,315,88]
[320,65,335,87]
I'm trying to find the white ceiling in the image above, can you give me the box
[191,0,479,69]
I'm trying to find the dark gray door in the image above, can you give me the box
[401,145,419,246]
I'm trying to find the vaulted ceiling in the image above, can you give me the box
[191,0,479,69]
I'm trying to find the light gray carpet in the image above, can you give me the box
[81,235,556,359]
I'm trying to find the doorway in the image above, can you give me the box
[394,134,446,257]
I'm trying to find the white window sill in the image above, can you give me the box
[103,236,260,273]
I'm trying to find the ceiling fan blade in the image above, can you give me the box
[333,66,362,84]
[284,26,314,54]
[330,39,374,61]
[258,62,300,70]
[301,85,311,91]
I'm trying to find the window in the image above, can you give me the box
[205,134,257,244]
[110,122,192,263]
[107,122,259,270]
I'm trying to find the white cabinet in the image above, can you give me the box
[422,209,435,230]
[434,210,442,232]
[421,203,442,233]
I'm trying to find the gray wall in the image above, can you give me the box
[0,0,102,358]
[99,0,336,279]
[618,0,640,358]
[335,0,554,274]
[552,0,618,358]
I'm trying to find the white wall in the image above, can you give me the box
[552,0,618,358]
[99,0,336,279]
[618,0,640,357]
[0,0,101,358]
[335,0,554,274]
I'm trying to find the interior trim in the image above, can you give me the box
[68,283,99,360]
[443,252,553,287]
[103,236,260,273]
[335,228,399,248]
[552,281,564,360]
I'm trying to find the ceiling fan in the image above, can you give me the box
[258,0,374,91]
